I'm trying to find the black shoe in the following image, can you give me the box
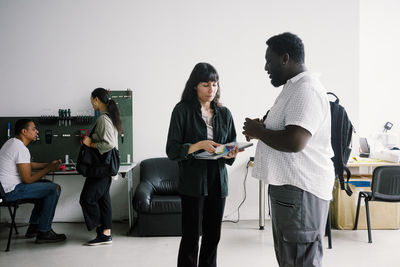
[25,224,39,238]
[86,234,112,246]
[35,229,67,244]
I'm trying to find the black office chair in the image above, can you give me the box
[353,166,400,243]
[0,181,37,251]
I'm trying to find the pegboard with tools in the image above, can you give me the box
[0,89,133,165]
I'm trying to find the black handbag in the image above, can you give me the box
[76,146,120,177]
[76,115,120,177]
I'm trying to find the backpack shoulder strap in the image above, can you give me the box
[327,92,339,104]
[328,92,353,196]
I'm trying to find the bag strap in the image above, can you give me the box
[89,124,96,137]
[327,92,339,104]
[343,165,353,196]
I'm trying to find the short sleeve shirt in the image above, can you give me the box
[252,72,335,200]
[0,138,31,193]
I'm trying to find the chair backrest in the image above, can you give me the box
[371,166,400,197]
[140,157,179,195]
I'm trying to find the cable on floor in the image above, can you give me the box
[222,159,251,223]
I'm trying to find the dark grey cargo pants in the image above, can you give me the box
[268,184,329,267]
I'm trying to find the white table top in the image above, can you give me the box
[118,163,137,173]
[51,162,136,176]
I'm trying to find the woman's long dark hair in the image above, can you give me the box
[91,88,123,133]
[181,62,221,106]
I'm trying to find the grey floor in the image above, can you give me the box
[0,220,399,267]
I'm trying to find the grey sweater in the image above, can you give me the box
[92,111,118,155]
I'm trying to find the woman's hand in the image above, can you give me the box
[189,140,221,154]
[223,146,240,159]
[83,136,92,147]
[197,140,221,153]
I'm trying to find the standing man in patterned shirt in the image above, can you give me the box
[242,32,335,267]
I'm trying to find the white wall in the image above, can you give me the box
[0,0,359,222]
[359,0,400,142]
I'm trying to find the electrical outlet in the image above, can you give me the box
[248,156,255,167]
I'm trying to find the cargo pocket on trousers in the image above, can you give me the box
[282,230,319,243]
[281,230,321,267]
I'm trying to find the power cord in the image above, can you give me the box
[223,158,252,223]
[69,158,77,168]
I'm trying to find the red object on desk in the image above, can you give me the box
[58,164,66,171]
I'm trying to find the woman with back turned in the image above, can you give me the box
[80,87,122,246]
[166,62,239,267]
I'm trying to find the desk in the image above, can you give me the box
[49,163,136,232]
[257,160,400,230]
[347,160,400,175]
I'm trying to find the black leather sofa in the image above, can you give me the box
[132,157,182,236]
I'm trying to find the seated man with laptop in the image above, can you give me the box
[0,119,67,243]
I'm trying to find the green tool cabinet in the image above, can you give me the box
[0,90,133,164]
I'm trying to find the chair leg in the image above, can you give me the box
[6,205,18,252]
[365,198,372,243]
[353,192,363,230]
[325,210,332,249]
[13,213,19,235]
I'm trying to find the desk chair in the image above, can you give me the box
[0,181,37,251]
[353,166,400,243]
[325,209,332,249]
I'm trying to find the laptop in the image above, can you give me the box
[359,137,370,157]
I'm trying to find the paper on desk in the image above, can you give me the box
[370,150,400,163]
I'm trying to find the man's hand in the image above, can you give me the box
[48,160,62,172]
[242,118,265,141]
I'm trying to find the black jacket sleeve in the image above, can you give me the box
[166,105,193,161]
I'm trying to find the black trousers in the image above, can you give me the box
[79,176,112,231]
[178,160,226,267]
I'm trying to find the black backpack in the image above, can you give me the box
[328,92,354,196]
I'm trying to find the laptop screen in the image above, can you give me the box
[359,137,370,153]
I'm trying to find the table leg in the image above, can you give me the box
[127,170,133,234]
[259,180,265,230]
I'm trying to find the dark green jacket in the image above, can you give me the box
[166,100,236,197]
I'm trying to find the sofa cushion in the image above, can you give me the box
[141,158,179,195]
[149,195,182,214]
[156,179,178,195]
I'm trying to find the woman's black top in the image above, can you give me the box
[166,100,236,197]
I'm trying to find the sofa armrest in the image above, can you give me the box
[133,181,155,213]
